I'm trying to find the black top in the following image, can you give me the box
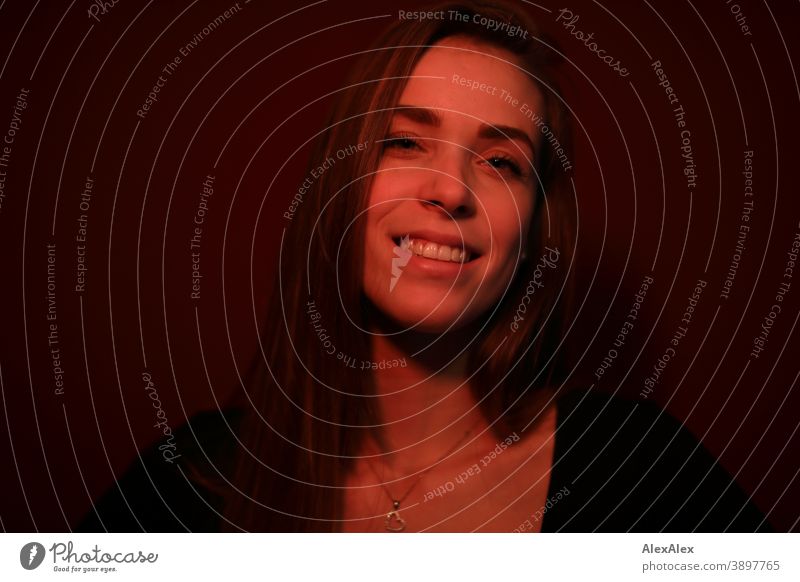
[77,391,771,532]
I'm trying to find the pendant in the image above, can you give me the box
[385,500,406,532]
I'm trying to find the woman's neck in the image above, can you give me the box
[365,323,493,474]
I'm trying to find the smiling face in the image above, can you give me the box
[362,37,545,332]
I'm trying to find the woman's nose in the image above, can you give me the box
[418,149,476,218]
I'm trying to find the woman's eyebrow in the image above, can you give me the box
[393,105,442,126]
[478,124,537,158]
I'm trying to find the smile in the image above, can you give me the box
[395,236,473,263]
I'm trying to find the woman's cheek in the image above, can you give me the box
[487,196,530,248]
[369,169,412,205]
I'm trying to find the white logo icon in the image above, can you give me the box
[390,235,412,292]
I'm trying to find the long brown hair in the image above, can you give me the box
[223,0,576,532]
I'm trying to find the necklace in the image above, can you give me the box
[365,420,481,532]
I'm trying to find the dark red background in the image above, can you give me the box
[0,0,797,531]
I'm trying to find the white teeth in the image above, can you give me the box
[402,237,471,263]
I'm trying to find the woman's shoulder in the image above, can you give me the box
[544,390,771,532]
[76,408,241,532]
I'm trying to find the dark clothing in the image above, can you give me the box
[78,391,771,532]
[542,392,769,532]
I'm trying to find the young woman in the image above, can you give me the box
[80,1,769,533]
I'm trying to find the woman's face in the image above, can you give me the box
[362,37,544,332]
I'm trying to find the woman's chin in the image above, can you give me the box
[370,295,481,334]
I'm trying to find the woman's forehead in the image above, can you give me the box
[397,39,544,132]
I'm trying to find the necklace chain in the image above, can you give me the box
[365,420,481,532]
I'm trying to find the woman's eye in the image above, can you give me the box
[484,155,523,177]
[382,134,422,152]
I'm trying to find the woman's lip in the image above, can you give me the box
[387,235,480,278]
